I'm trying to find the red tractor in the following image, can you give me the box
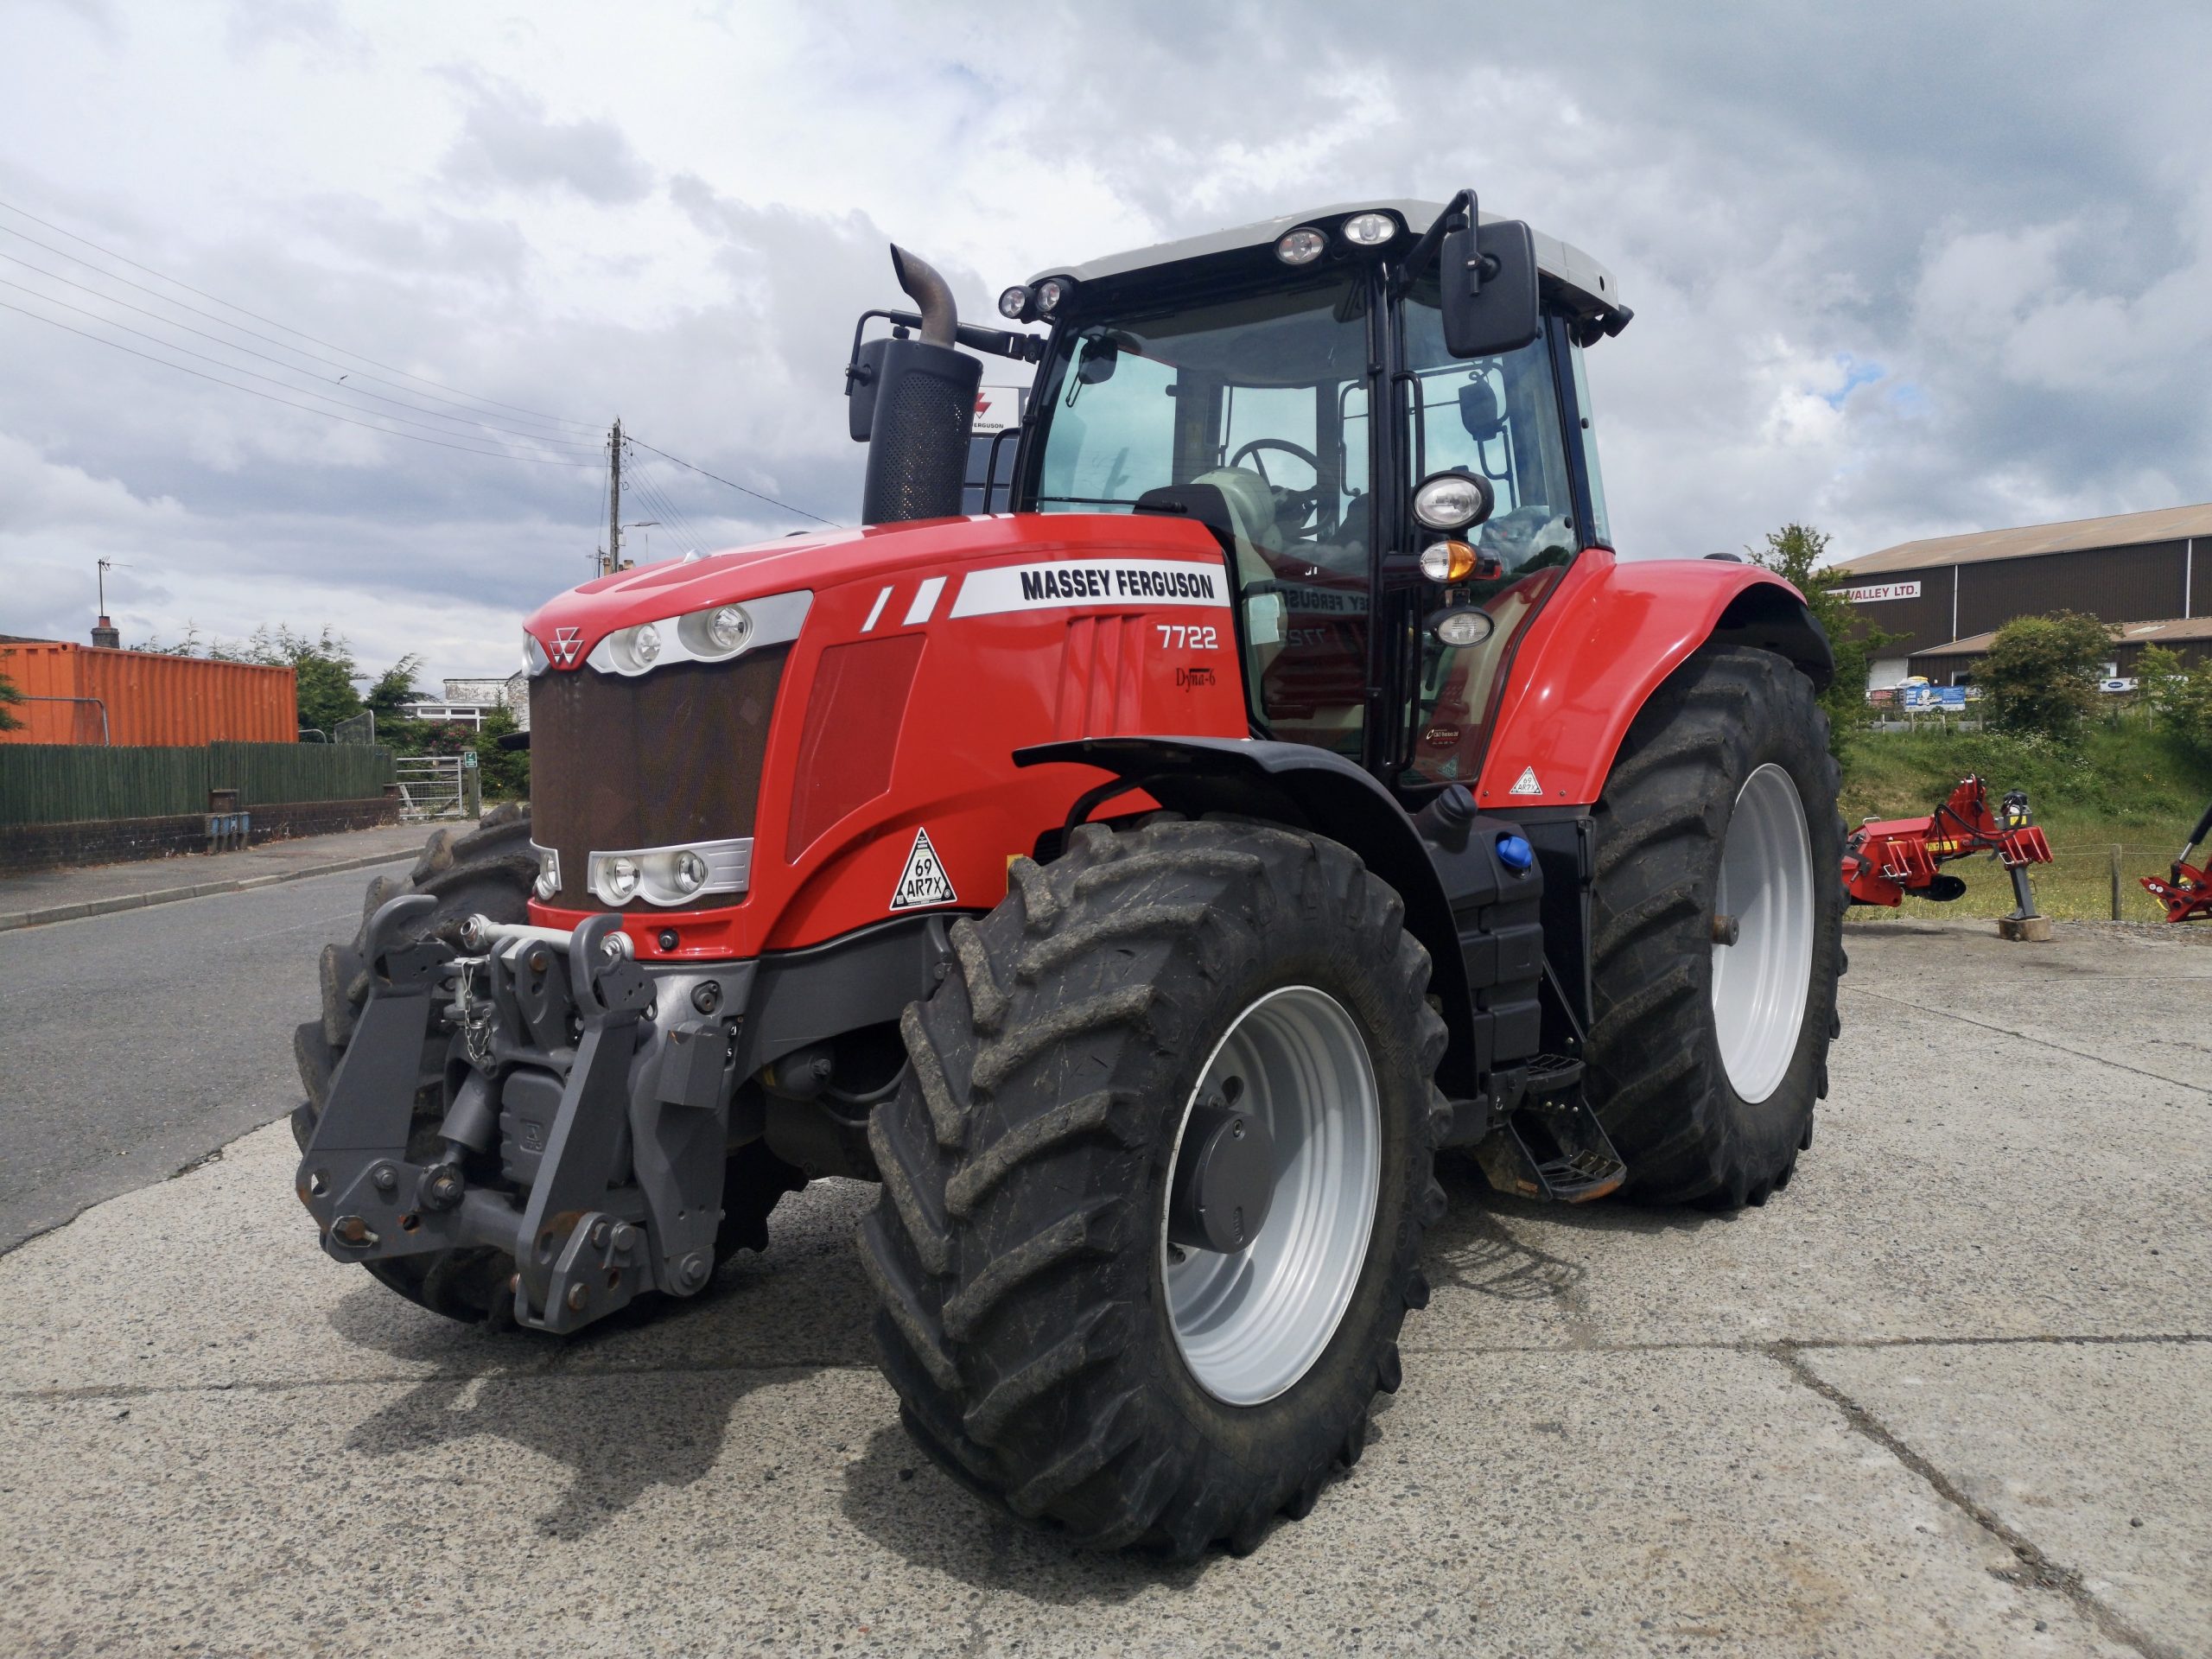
[293,193,1845,1556]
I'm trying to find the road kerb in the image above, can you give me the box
[0,847,415,933]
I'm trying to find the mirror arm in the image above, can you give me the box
[1394,188,1478,298]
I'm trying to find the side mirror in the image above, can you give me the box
[1458,378,1503,442]
[1077,336,1120,386]
[1439,219,1540,359]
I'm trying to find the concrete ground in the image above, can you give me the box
[1,918,2206,1656]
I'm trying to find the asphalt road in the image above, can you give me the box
[0,860,408,1253]
[2,917,2207,1655]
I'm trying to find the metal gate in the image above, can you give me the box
[393,754,477,822]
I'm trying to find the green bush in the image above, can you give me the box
[1977,611,2116,739]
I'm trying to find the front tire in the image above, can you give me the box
[859,818,1449,1556]
[1585,647,1845,1207]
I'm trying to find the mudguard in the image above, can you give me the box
[1014,735,1484,1095]
[1474,549,1833,811]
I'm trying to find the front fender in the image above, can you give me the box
[1014,735,1482,1096]
[1476,550,1833,810]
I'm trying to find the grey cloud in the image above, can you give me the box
[441,73,654,206]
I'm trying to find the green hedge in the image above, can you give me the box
[0,741,395,826]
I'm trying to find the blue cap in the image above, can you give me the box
[1496,833,1535,873]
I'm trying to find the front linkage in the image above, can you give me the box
[295,894,735,1333]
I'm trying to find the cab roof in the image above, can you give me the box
[1029,199,1625,330]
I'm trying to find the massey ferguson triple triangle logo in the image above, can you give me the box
[551,627,582,667]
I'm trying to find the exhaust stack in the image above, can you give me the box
[857,245,982,525]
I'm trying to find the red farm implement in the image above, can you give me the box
[1843,775,2054,918]
[2140,800,2212,922]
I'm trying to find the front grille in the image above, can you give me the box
[530,647,789,909]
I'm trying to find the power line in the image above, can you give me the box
[0,196,602,433]
[0,250,602,453]
[626,435,840,527]
[0,297,599,467]
[0,278,594,455]
[0,219,597,440]
[621,451,711,551]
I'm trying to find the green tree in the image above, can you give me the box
[1750,521,1892,748]
[474,706,530,800]
[0,669,23,733]
[1978,611,2116,739]
[2137,645,2212,749]
[364,654,426,721]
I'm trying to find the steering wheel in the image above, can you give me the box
[1228,437,1323,534]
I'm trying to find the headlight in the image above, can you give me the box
[585,837,754,907]
[1341,211,1396,247]
[1433,607,1496,648]
[1034,277,1069,315]
[584,589,812,677]
[998,285,1030,321]
[531,842,561,900]
[677,603,752,659]
[522,631,550,677]
[1419,540,1479,583]
[1413,471,1496,533]
[1275,227,1326,265]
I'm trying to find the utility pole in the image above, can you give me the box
[605,418,623,575]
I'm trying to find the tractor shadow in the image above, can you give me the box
[1422,1152,1732,1308]
[326,1180,876,1541]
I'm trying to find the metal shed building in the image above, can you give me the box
[1832,502,2212,687]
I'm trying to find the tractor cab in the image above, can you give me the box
[860,194,1632,798]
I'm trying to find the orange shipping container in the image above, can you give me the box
[0,639,296,747]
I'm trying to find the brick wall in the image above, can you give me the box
[0,795,401,877]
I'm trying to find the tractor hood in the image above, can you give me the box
[523,512,1224,671]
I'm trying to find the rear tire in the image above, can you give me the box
[1584,647,1845,1207]
[859,818,1448,1556]
[292,804,803,1325]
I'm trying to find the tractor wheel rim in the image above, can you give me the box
[1160,985,1381,1407]
[1712,761,1815,1103]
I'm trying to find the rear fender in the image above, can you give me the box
[1014,735,1480,1096]
[1476,550,1834,811]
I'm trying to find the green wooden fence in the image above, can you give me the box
[0,742,396,826]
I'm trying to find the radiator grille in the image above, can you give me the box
[529,647,788,909]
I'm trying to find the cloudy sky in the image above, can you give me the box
[4,0,2208,684]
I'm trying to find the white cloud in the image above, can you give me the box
[0,0,2205,683]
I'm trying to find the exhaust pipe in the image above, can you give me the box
[890,244,957,348]
[859,245,982,524]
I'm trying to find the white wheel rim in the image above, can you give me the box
[1160,986,1381,1406]
[1712,762,1815,1103]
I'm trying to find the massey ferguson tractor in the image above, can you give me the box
[292,193,1846,1557]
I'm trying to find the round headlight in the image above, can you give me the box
[1035,278,1067,315]
[1434,608,1496,648]
[1275,227,1326,266]
[998,285,1029,321]
[1342,211,1396,247]
[603,856,640,902]
[1419,541,1479,583]
[1412,472,1495,533]
[629,623,661,666]
[708,605,750,652]
[522,631,550,676]
[672,850,709,895]
[533,869,559,901]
